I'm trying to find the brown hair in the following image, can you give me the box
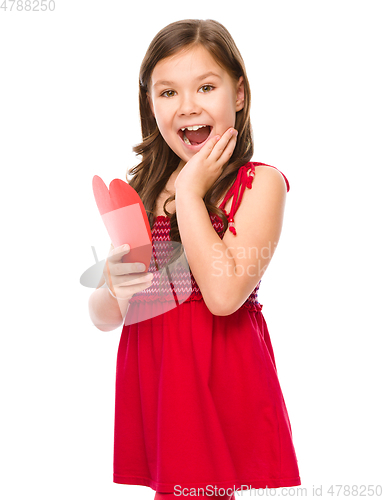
[127,18,254,243]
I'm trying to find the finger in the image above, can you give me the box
[113,275,153,298]
[199,133,221,158]
[199,127,236,158]
[114,278,153,300]
[118,273,153,287]
[113,262,148,276]
[105,259,116,296]
[108,244,131,263]
[209,128,237,163]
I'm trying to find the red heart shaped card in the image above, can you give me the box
[92,176,152,271]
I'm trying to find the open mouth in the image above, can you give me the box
[177,125,213,149]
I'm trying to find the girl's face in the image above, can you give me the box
[147,44,244,170]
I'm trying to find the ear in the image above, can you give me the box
[235,76,245,112]
[146,92,155,118]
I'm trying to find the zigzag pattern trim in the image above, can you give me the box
[129,214,262,313]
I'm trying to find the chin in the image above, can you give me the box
[173,147,196,163]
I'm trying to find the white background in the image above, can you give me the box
[1,0,383,499]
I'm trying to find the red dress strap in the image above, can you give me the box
[218,162,290,236]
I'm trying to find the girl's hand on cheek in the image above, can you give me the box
[174,127,238,198]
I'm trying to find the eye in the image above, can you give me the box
[199,85,214,93]
[161,90,176,98]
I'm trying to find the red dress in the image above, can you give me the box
[113,162,301,494]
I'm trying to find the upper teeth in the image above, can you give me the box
[181,125,209,131]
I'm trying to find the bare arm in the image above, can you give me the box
[175,166,287,316]
[88,286,130,332]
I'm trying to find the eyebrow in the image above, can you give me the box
[153,71,222,88]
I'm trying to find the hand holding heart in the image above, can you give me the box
[174,127,238,198]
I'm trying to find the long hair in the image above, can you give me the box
[127,19,254,243]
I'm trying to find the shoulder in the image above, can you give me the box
[225,164,288,232]
[224,164,287,239]
[252,164,289,194]
[223,164,288,223]
[243,165,288,211]
[219,164,288,314]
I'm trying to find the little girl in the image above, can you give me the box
[89,19,301,499]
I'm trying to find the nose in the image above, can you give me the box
[177,92,202,116]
